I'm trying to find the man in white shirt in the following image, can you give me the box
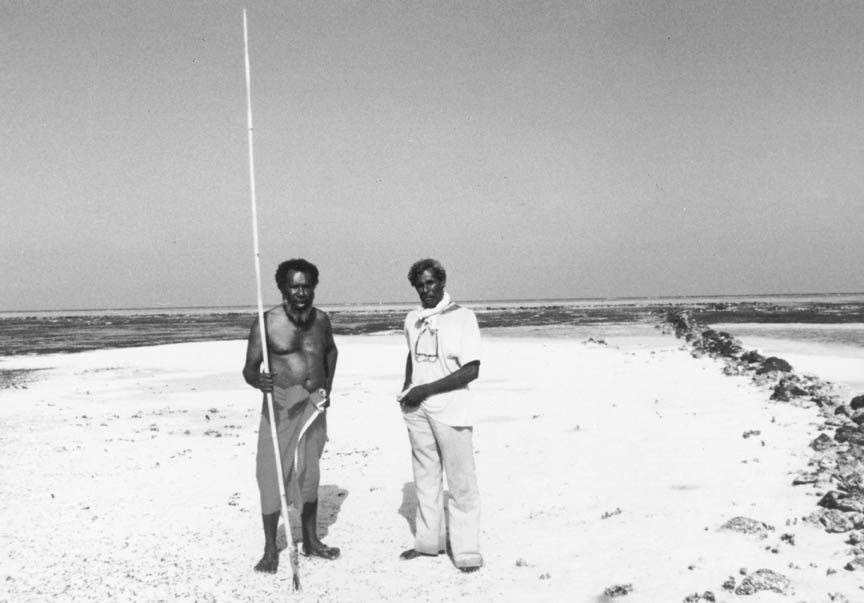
[398,258,483,573]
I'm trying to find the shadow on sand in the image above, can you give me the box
[398,481,451,539]
[398,482,418,535]
[276,484,349,549]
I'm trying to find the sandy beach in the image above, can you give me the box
[2,324,862,602]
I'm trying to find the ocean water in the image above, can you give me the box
[1,293,863,358]
[711,323,864,398]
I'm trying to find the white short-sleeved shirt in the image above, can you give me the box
[404,304,481,426]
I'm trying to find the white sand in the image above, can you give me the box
[1,325,861,602]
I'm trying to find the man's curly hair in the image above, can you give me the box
[407,258,446,286]
[275,258,319,287]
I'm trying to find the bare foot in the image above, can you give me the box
[254,550,279,573]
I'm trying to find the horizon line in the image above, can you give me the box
[3,290,864,315]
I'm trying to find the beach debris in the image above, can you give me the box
[742,430,761,439]
[0,367,44,389]
[602,583,633,597]
[807,508,857,533]
[203,429,222,438]
[228,492,240,506]
[844,556,864,571]
[828,593,851,603]
[682,592,715,603]
[515,558,530,567]
[733,568,793,596]
[601,507,622,520]
[538,572,551,580]
[780,533,796,546]
[719,516,774,535]
[846,530,864,545]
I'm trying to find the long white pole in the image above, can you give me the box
[243,9,301,591]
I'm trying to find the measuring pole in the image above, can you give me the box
[242,9,302,591]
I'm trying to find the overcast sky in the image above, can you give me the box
[2,1,863,311]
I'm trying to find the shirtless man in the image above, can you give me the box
[243,258,340,573]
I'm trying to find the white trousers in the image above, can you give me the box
[403,407,483,568]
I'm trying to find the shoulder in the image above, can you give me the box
[312,307,333,329]
[444,305,476,320]
[262,305,285,326]
[440,305,479,332]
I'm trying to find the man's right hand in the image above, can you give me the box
[257,372,274,393]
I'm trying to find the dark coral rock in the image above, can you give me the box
[817,508,856,533]
[771,378,809,401]
[818,491,864,514]
[835,425,864,446]
[602,583,633,597]
[844,556,864,571]
[810,433,834,451]
[756,357,793,374]
[812,394,837,408]
[850,394,864,410]
[740,350,766,364]
[719,517,773,535]
[733,569,793,596]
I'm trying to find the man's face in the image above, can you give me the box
[282,270,315,311]
[414,269,445,309]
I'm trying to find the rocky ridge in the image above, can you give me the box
[664,310,864,598]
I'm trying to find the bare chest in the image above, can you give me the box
[266,312,325,357]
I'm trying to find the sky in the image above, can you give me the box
[2,1,863,311]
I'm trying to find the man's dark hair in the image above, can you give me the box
[275,258,320,287]
[407,258,446,286]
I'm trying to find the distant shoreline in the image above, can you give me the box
[3,291,864,317]
[2,296,864,357]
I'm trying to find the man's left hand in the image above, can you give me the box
[400,385,429,408]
